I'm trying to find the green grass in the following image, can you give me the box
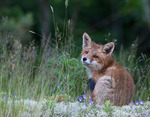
[0,39,87,99]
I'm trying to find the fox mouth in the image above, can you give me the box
[82,61,90,66]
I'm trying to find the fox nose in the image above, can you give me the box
[83,57,87,61]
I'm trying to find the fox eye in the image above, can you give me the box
[85,51,88,54]
[93,55,98,58]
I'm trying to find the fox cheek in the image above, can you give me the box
[91,61,102,70]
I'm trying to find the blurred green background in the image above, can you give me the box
[0,0,150,55]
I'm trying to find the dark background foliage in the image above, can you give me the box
[0,0,150,56]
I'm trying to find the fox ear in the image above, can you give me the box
[103,42,115,56]
[82,32,92,48]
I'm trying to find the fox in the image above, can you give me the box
[81,32,135,106]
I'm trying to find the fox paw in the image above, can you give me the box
[100,76,115,89]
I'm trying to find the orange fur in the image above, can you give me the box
[81,33,135,106]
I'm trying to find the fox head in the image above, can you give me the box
[81,32,115,72]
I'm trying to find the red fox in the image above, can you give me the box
[81,33,135,106]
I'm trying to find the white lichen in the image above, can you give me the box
[1,98,150,117]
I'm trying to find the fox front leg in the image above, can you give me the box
[87,78,96,92]
[86,78,96,104]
